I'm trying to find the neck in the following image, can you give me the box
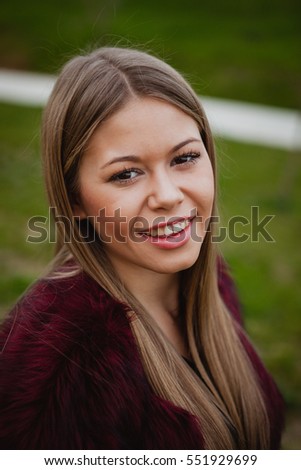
[113,265,189,359]
[121,268,180,318]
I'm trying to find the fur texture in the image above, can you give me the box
[0,264,284,449]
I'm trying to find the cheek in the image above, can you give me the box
[203,163,215,206]
[193,155,215,204]
[192,173,215,236]
[80,189,138,242]
[203,184,215,213]
[194,175,215,211]
[80,186,119,218]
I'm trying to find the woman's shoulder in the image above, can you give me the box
[0,267,133,376]
[0,268,144,449]
[1,268,121,333]
[10,267,106,316]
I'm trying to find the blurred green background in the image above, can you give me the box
[0,0,300,448]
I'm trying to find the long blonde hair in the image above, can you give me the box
[42,47,270,449]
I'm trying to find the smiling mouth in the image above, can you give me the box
[139,217,193,238]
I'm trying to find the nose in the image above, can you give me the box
[147,171,184,211]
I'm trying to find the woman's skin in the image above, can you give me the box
[74,97,215,356]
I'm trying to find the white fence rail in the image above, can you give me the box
[0,69,300,151]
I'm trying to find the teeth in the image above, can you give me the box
[164,225,174,236]
[147,219,190,237]
[150,228,158,237]
[157,226,166,237]
[172,221,186,232]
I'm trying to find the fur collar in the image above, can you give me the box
[0,272,203,449]
[0,267,284,449]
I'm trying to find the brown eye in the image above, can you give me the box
[172,151,201,166]
[109,168,143,184]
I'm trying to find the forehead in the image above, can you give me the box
[85,97,201,157]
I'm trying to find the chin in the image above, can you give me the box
[153,252,201,274]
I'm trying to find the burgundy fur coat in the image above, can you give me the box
[0,262,284,449]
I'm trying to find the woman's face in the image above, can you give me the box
[75,97,215,278]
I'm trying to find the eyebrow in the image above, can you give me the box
[100,137,202,169]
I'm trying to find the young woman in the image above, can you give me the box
[0,47,284,449]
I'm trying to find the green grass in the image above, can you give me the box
[217,139,301,403]
[0,0,300,108]
[0,0,300,449]
[216,138,301,448]
[0,104,51,312]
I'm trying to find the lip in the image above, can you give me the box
[140,217,195,250]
